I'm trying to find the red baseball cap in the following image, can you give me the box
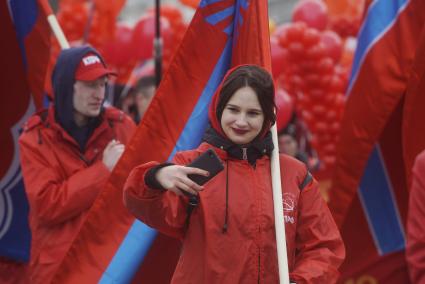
[75,53,116,81]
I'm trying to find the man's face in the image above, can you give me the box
[278,134,298,157]
[134,85,155,119]
[73,76,106,126]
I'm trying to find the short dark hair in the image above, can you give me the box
[133,75,156,98]
[216,65,276,131]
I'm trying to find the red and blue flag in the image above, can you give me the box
[328,0,425,282]
[0,0,50,263]
[54,0,271,283]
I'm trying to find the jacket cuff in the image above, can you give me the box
[144,162,174,190]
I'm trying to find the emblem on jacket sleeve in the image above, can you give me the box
[283,193,296,224]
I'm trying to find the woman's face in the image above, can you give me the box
[220,86,265,145]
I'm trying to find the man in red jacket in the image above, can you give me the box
[406,149,425,283]
[19,45,136,283]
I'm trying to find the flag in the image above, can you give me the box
[402,27,425,186]
[328,0,425,282]
[0,0,50,263]
[54,0,271,283]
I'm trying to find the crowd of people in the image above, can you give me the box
[8,42,425,283]
[14,45,345,283]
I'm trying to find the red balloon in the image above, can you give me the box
[275,88,294,132]
[311,104,327,117]
[101,24,135,66]
[317,57,334,74]
[292,0,328,31]
[285,22,307,43]
[302,28,321,48]
[287,42,305,59]
[271,37,288,79]
[57,3,88,41]
[273,23,292,47]
[132,14,173,61]
[320,30,343,62]
[305,43,326,61]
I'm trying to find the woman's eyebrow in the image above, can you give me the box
[226,104,262,112]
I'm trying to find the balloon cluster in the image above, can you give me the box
[54,2,188,84]
[271,0,361,174]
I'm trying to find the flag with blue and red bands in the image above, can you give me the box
[54,0,271,283]
[0,0,50,262]
[328,0,425,282]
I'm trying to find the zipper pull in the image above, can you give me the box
[242,148,248,160]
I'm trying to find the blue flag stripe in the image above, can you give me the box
[8,0,38,67]
[205,6,235,25]
[172,40,233,154]
[100,40,233,284]
[99,223,157,284]
[347,0,409,94]
[200,0,225,8]
[358,146,405,255]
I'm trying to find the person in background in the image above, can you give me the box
[406,149,425,283]
[278,122,320,172]
[132,74,156,123]
[278,123,308,163]
[123,65,344,283]
[18,45,136,283]
[117,62,156,124]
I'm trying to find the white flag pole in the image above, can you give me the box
[39,0,70,49]
[270,122,290,284]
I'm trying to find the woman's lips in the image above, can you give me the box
[232,128,249,135]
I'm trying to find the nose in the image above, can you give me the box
[93,84,105,100]
[234,113,248,127]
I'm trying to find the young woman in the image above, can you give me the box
[124,65,345,283]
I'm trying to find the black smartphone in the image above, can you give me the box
[186,148,224,185]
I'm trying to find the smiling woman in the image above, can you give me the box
[124,64,345,284]
[220,86,265,145]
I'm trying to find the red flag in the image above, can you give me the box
[54,1,271,283]
[329,0,425,226]
[328,0,425,282]
[0,0,50,282]
[402,28,425,185]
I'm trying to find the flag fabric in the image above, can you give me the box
[54,0,271,283]
[0,0,50,264]
[328,0,425,282]
[402,27,425,186]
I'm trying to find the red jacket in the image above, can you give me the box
[19,106,135,283]
[124,142,345,283]
[407,149,425,283]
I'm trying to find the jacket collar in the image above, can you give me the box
[47,106,111,152]
[202,124,274,165]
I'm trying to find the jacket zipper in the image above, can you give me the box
[256,162,261,283]
[242,147,248,160]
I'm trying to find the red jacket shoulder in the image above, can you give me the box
[22,109,48,132]
[104,107,131,123]
[104,107,136,137]
[280,154,308,174]
[279,154,310,190]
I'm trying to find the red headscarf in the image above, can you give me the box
[207,64,275,140]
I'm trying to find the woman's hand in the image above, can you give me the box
[156,165,209,196]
